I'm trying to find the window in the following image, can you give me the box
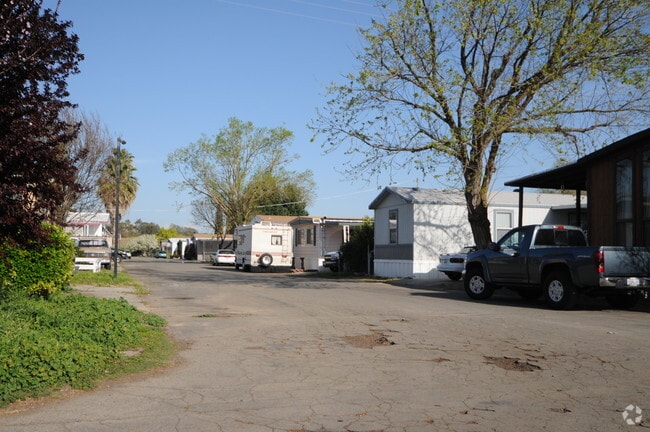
[271,235,282,245]
[494,211,513,241]
[616,159,633,247]
[388,209,398,244]
[641,150,650,246]
[306,227,313,245]
[499,228,525,249]
[294,229,301,246]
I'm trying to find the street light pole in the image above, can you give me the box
[113,138,126,279]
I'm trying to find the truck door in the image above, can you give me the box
[487,226,532,284]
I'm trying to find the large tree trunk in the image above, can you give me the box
[464,186,492,249]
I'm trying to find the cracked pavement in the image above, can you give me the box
[1,258,648,431]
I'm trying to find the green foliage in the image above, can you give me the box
[0,293,167,407]
[164,117,314,233]
[70,269,146,294]
[0,224,76,300]
[340,218,374,273]
[120,219,161,237]
[311,0,650,248]
[97,147,139,222]
[156,227,179,243]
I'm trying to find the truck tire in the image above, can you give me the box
[605,292,640,310]
[464,267,494,300]
[259,253,273,268]
[543,271,577,310]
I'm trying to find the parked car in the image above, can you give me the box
[111,248,132,262]
[323,251,341,272]
[155,250,167,259]
[211,249,236,266]
[437,246,476,280]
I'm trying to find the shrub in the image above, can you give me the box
[0,223,75,300]
[0,294,167,406]
[340,217,374,273]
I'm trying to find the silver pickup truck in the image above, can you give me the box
[463,225,650,310]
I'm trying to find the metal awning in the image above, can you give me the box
[504,162,587,191]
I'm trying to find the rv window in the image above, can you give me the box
[271,235,282,245]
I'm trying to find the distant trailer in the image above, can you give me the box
[234,221,293,271]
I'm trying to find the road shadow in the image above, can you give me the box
[388,278,650,313]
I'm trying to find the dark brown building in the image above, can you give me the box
[505,128,650,247]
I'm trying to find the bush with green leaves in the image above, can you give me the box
[0,223,75,300]
[340,218,374,273]
[0,293,167,407]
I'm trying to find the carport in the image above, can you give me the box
[504,128,650,247]
[505,162,586,228]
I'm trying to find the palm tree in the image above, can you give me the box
[97,148,139,226]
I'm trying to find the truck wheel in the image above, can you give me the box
[605,292,640,310]
[543,271,577,310]
[464,268,494,300]
[259,253,273,268]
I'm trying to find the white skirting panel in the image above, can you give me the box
[374,260,447,279]
[373,260,413,278]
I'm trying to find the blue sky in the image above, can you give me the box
[48,0,540,231]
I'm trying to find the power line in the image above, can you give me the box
[213,0,377,27]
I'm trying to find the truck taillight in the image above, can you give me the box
[594,250,604,274]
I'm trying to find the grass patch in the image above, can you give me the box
[70,269,148,294]
[0,293,174,408]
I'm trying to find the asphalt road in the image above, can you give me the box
[1,258,649,431]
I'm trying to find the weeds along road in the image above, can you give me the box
[1,257,649,432]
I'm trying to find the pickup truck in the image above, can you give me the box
[463,225,650,310]
[74,237,112,270]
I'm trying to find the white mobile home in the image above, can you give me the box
[369,187,586,279]
[290,216,366,271]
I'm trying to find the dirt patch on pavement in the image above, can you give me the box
[343,331,395,348]
[483,356,541,371]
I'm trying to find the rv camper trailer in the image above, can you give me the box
[234,221,293,271]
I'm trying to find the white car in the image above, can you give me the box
[437,246,476,280]
[211,249,236,266]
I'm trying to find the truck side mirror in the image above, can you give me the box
[488,242,499,252]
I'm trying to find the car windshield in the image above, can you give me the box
[219,250,234,254]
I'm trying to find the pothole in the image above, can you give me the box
[343,331,395,348]
[483,356,541,371]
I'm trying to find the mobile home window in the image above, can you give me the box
[306,227,313,245]
[389,209,398,244]
[494,211,513,242]
[271,235,282,245]
[616,159,633,247]
[641,150,650,246]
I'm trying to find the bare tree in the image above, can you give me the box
[311,0,650,248]
[54,109,114,224]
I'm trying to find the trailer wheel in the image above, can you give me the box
[259,253,273,268]
[543,271,577,310]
